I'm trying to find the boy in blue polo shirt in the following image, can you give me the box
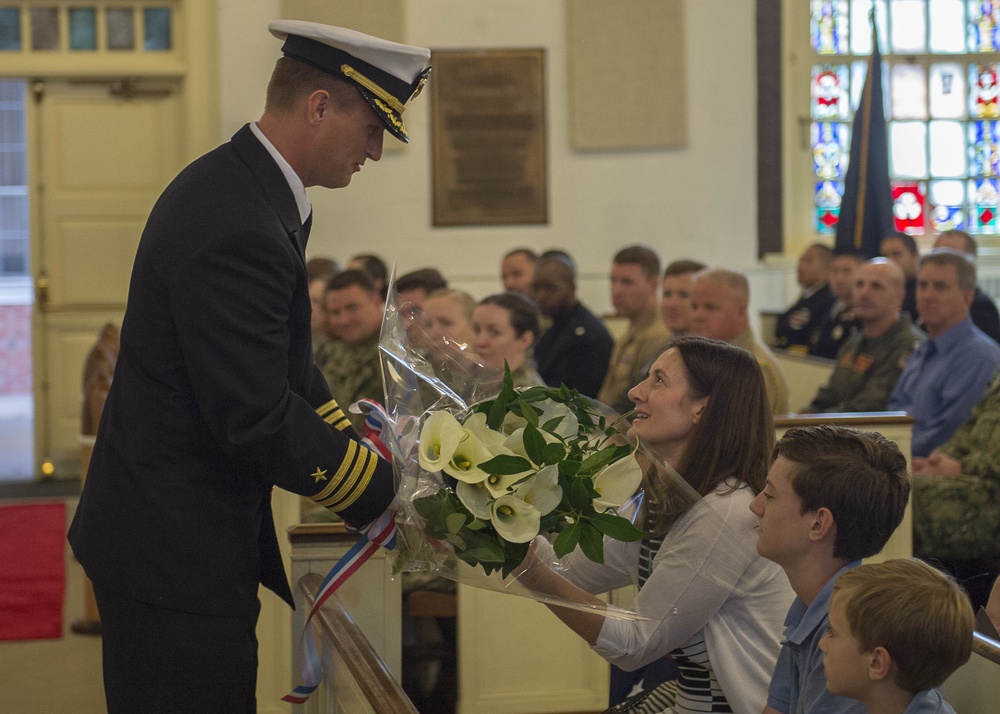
[819,559,972,713]
[749,426,910,714]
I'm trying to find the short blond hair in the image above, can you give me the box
[693,268,750,307]
[833,559,974,693]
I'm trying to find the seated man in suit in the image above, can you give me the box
[888,249,1000,457]
[804,259,924,413]
[880,232,921,323]
[810,251,862,359]
[934,229,1000,344]
[532,255,614,398]
[690,267,789,414]
[775,243,836,354]
[597,245,671,414]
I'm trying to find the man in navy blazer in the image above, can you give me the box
[68,21,430,712]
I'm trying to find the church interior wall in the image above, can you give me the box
[216,0,773,318]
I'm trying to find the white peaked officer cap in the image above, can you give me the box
[269,20,431,143]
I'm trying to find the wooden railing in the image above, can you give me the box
[298,572,418,714]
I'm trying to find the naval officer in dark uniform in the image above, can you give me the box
[68,21,431,712]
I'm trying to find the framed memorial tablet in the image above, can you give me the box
[431,49,547,226]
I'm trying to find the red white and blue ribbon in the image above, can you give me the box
[282,509,397,704]
[352,398,394,462]
[282,400,397,705]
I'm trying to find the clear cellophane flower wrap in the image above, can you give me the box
[377,279,756,625]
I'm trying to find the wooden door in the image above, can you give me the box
[30,79,184,474]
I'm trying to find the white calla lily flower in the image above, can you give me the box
[463,412,509,452]
[456,481,493,519]
[418,411,464,473]
[500,410,527,435]
[535,399,580,439]
[515,464,562,515]
[592,454,642,511]
[491,494,541,543]
[503,427,560,466]
[483,470,527,499]
[443,429,494,483]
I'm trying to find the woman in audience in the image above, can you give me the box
[520,336,794,714]
[473,291,544,387]
[423,288,476,350]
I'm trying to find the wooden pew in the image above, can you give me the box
[942,632,1000,712]
[297,572,418,714]
[772,348,836,413]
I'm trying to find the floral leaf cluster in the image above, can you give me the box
[414,366,644,577]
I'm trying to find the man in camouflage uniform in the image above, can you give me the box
[912,367,1000,608]
[317,269,385,431]
[803,259,923,413]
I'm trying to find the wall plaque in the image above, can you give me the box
[431,50,547,226]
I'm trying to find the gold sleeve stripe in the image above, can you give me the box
[316,398,340,417]
[324,411,351,431]
[335,456,378,512]
[316,399,351,431]
[315,447,374,511]
[311,440,358,502]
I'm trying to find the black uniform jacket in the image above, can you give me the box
[68,125,394,617]
[534,302,614,398]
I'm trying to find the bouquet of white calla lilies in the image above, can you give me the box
[411,365,645,576]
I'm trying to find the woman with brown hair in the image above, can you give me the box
[521,336,794,714]
[473,291,544,388]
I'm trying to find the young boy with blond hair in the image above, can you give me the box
[819,558,974,713]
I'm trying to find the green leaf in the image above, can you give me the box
[445,512,467,534]
[586,511,645,542]
[579,445,618,475]
[543,442,567,464]
[522,422,546,465]
[553,521,580,558]
[413,492,456,537]
[480,453,532,475]
[540,415,566,433]
[486,391,507,430]
[559,459,581,477]
[568,476,598,510]
[517,387,551,403]
[515,398,538,427]
[578,522,605,564]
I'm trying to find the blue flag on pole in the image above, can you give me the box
[834,17,894,258]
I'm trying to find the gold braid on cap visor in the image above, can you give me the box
[341,64,406,115]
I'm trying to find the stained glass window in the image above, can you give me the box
[809,0,1000,236]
